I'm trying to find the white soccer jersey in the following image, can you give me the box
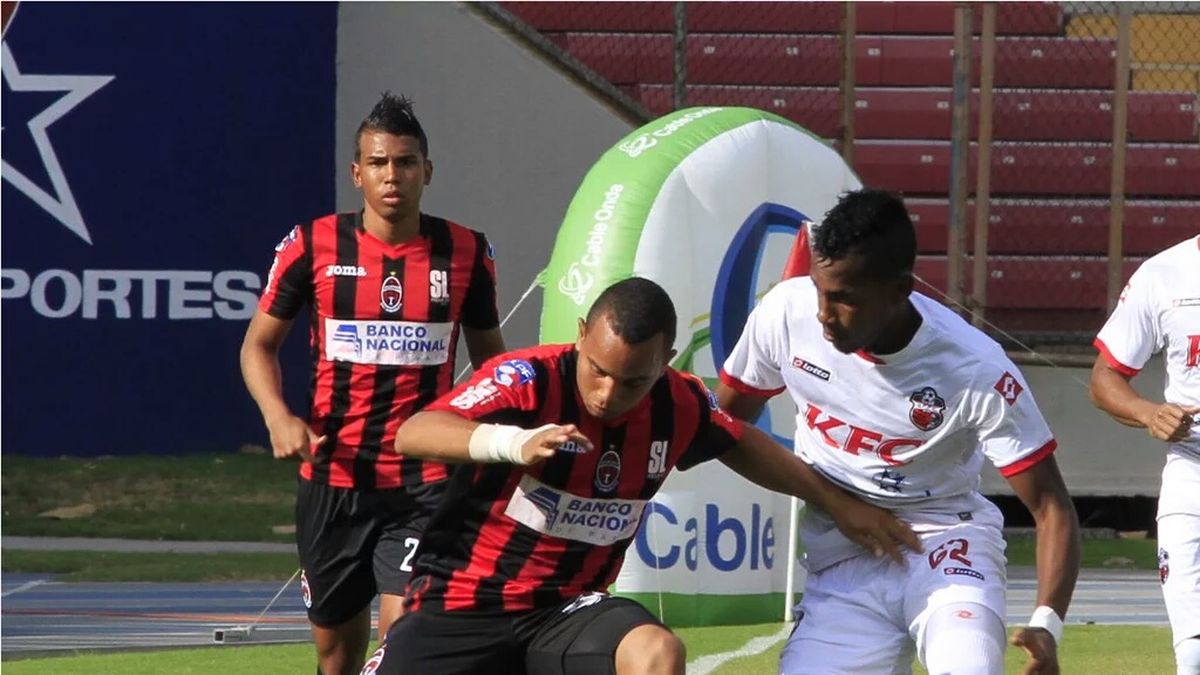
[1095,235,1200,459]
[722,277,1056,569]
[1095,235,1200,519]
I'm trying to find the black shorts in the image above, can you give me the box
[365,593,663,675]
[295,478,444,627]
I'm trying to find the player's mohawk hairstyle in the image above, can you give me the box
[587,277,677,348]
[355,91,429,158]
[812,188,917,280]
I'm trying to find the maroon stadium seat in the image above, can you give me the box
[907,198,1200,256]
[913,256,1142,310]
[853,141,1200,197]
[503,2,1062,36]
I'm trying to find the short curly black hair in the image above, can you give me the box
[355,91,429,159]
[812,189,916,280]
[586,277,677,347]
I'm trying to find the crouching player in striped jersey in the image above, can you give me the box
[364,277,921,675]
[717,189,1081,675]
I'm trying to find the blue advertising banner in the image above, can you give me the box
[1,2,336,455]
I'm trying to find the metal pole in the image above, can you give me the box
[1107,5,1132,312]
[673,1,687,110]
[947,3,973,310]
[840,1,857,165]
[784,496,800,622]
[972,3,996,328]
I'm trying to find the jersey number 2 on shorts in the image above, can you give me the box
[400,537,419,572]
[927,538,972,569]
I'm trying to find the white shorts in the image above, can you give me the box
[780,524,1007,675]
[1158,513,1200,647]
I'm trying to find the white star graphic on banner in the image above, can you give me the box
[1,43,114,244]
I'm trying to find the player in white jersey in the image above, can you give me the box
[1090,234,1200,675]
[717,189,1080,675]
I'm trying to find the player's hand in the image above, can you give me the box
[520,424,593,465]
[266,414,326,462]
[1010,626,1059,674]
[1144,403,1200,442]
[828,495,922,564]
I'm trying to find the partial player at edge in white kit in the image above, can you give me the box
[1090,234,1200,675]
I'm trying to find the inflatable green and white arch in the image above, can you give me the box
[540,107,862,627]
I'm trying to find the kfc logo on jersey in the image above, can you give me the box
[494,359,535,387]
[993,372,1024,406]
[595,450,621,492]
[1187,335,1200,368]
[908,386,946,431]
[1159,548,1170,584]
[791,356,831,381]
[380,274,403,312]
[804,403,921,466]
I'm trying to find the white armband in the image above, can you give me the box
[468,423,558,465]
[1027,605,1063,645]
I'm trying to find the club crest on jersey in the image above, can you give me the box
[594,450,621,492]
[1159,548,1170,584]
[994,372,1024,406]
[494,359,535,387]
[908,386,946,431]
[300,570,313,609]
[380,273,403,312]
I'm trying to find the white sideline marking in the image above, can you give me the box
[2,579,47,598]
[686,623,792,675]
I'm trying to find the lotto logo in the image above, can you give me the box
[993,372,1024,406]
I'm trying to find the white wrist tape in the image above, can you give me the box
[1027,605,1064,645]
[468,423,558,465]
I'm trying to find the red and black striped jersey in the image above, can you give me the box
[257,211,499,490]
[405,343,744,613]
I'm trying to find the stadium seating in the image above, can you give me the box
[505,1,1200,334]
[633,86,1198,143]
[506,2,1065,36]
[906,198,1200,256]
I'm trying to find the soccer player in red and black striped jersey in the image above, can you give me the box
[363,278,919,675]
[241,93,506,675]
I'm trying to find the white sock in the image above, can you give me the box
[920,602,1006,675]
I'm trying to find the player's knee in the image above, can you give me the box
[920,602,1005,675]
[615,624,686,675]
[1175,636,1200,675]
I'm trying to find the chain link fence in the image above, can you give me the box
[494,1,1199,349]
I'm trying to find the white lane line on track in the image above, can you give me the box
[687,623,792,675]
[1,579,47,598]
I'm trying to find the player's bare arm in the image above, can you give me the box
[1090,356,1199,442]
[714,381,771,422]
[719,424,921,563]
[394,410,593,465]
[1005,456,1080,675]
[462,325,506,369]
[240,309,324,461]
